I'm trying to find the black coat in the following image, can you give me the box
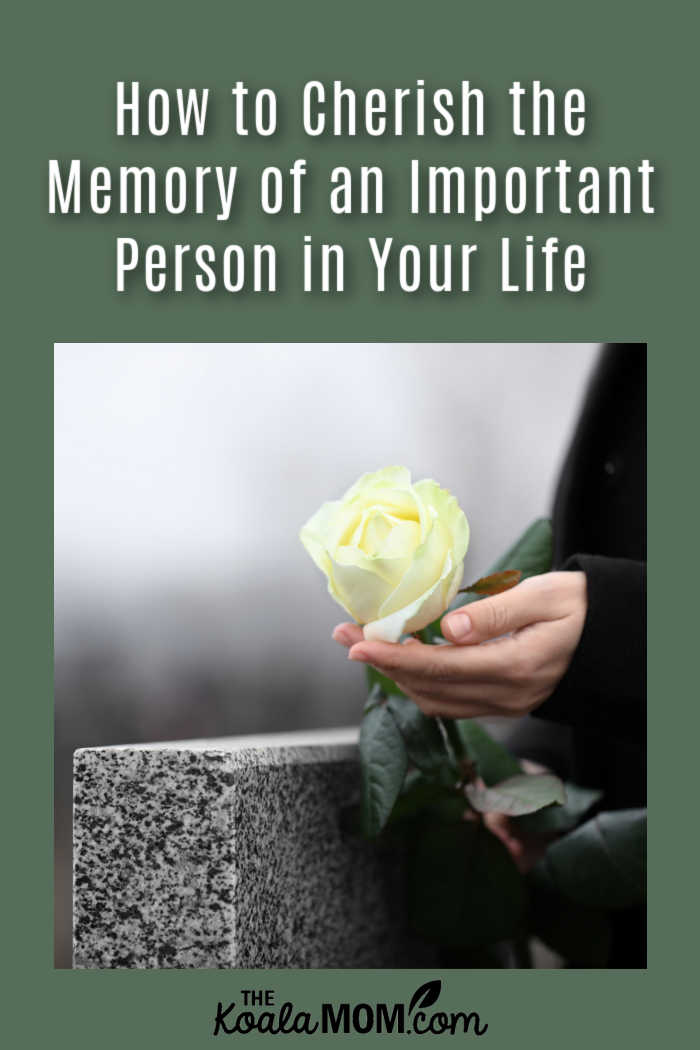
[536,344,646,812]
[534,344,646,968]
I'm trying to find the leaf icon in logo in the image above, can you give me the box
[408,980,442,1015]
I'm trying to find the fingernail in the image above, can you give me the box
[348,648,368,662]
[332,626,350,644]
[446,612,472,642]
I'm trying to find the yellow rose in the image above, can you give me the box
[300,466,469,643]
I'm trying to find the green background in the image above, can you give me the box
[4,0,691,1043]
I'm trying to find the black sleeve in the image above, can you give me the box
[534,555,646,739]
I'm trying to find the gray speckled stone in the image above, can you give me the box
[73,728,431,969]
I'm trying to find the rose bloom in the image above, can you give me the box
[300,466,469,642]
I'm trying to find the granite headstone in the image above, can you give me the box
[73,728,431,968]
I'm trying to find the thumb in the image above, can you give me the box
[441,580,552,645]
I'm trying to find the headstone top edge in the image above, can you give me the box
[73,726,360,764]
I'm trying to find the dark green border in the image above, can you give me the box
[6,0,693,1043]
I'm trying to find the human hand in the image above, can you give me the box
[332,571,587,719]
[482,809,559,874]
[475,759,559,874]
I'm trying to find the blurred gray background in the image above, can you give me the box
[54,341,599,966]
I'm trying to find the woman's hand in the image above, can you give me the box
[333,571,587,719]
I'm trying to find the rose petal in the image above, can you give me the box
[413,478,469,562]
[299,500,362,569]
[376,517,450,619]
[363,552,458,642]
[327,552,396,624]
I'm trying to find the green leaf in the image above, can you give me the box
[365,664,404,697]
[359,701,408,838]
[466,773,566,816]
[391,773,451,821]
[514,782,603,833]
[390,770,466,824]
[363,682,385,715]
[408,819,527,949]
[536,809,646,910]
[386,695,454,778]
[457,720,522,785]
[487,517,553,580]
